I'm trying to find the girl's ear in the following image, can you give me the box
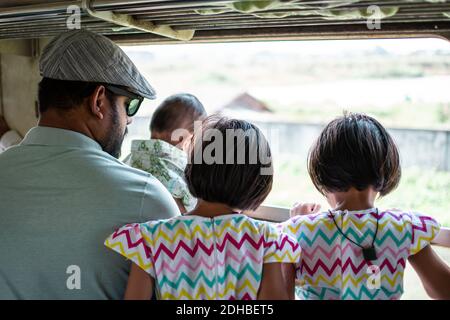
[88,85,106,120]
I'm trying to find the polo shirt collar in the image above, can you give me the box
[20,126,102,151]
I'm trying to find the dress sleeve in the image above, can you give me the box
[276,217,302,242]
[105,223,156,277]
[263,223,301,264]
[409,212,441,256]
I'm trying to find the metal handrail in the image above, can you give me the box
[251,205,450,248]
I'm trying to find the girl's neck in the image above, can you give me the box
[330,188,377,212]
[186,200,239,218]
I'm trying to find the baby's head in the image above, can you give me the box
[185,116,273,211]
[150,93,207,150]
[308,112,401,206]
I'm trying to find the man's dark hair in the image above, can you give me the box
[38,77,115,114]
[185,116,273,211]
[308,112,401,197]
[150,93,206,134]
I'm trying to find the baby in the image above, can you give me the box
[128,93,207,213]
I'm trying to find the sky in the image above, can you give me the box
[122,37,450,56]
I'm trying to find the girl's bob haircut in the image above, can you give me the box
[185,115,273,211]
[308,112,401,197]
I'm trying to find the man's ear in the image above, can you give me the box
[88,85,107,120]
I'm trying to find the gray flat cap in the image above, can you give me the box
[40,29,156,99]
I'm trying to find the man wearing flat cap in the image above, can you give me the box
[0,30,179,299]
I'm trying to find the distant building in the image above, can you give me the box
[220,92,272,113]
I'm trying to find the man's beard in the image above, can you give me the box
[102,103,127,159]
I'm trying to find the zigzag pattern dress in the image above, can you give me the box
[279,208,440,300]
[105,214,300,300]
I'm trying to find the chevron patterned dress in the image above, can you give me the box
[105,214,300,300]
[279,208,440,300]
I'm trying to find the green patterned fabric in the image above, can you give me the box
[130,139,197,211]
[195,0,450,21]
[195,0,398,20]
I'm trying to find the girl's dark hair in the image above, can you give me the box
[308,112,401,197]
[185,116,273,211]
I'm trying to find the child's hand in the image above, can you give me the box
[290,202,321,217]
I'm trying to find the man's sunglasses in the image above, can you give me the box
[105,85,144,117]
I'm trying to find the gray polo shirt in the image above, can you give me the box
[0,126,179,299]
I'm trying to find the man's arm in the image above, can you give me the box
[0,116,22,152]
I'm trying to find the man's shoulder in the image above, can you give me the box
[90,152,175,199]
[104,155,180,221]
